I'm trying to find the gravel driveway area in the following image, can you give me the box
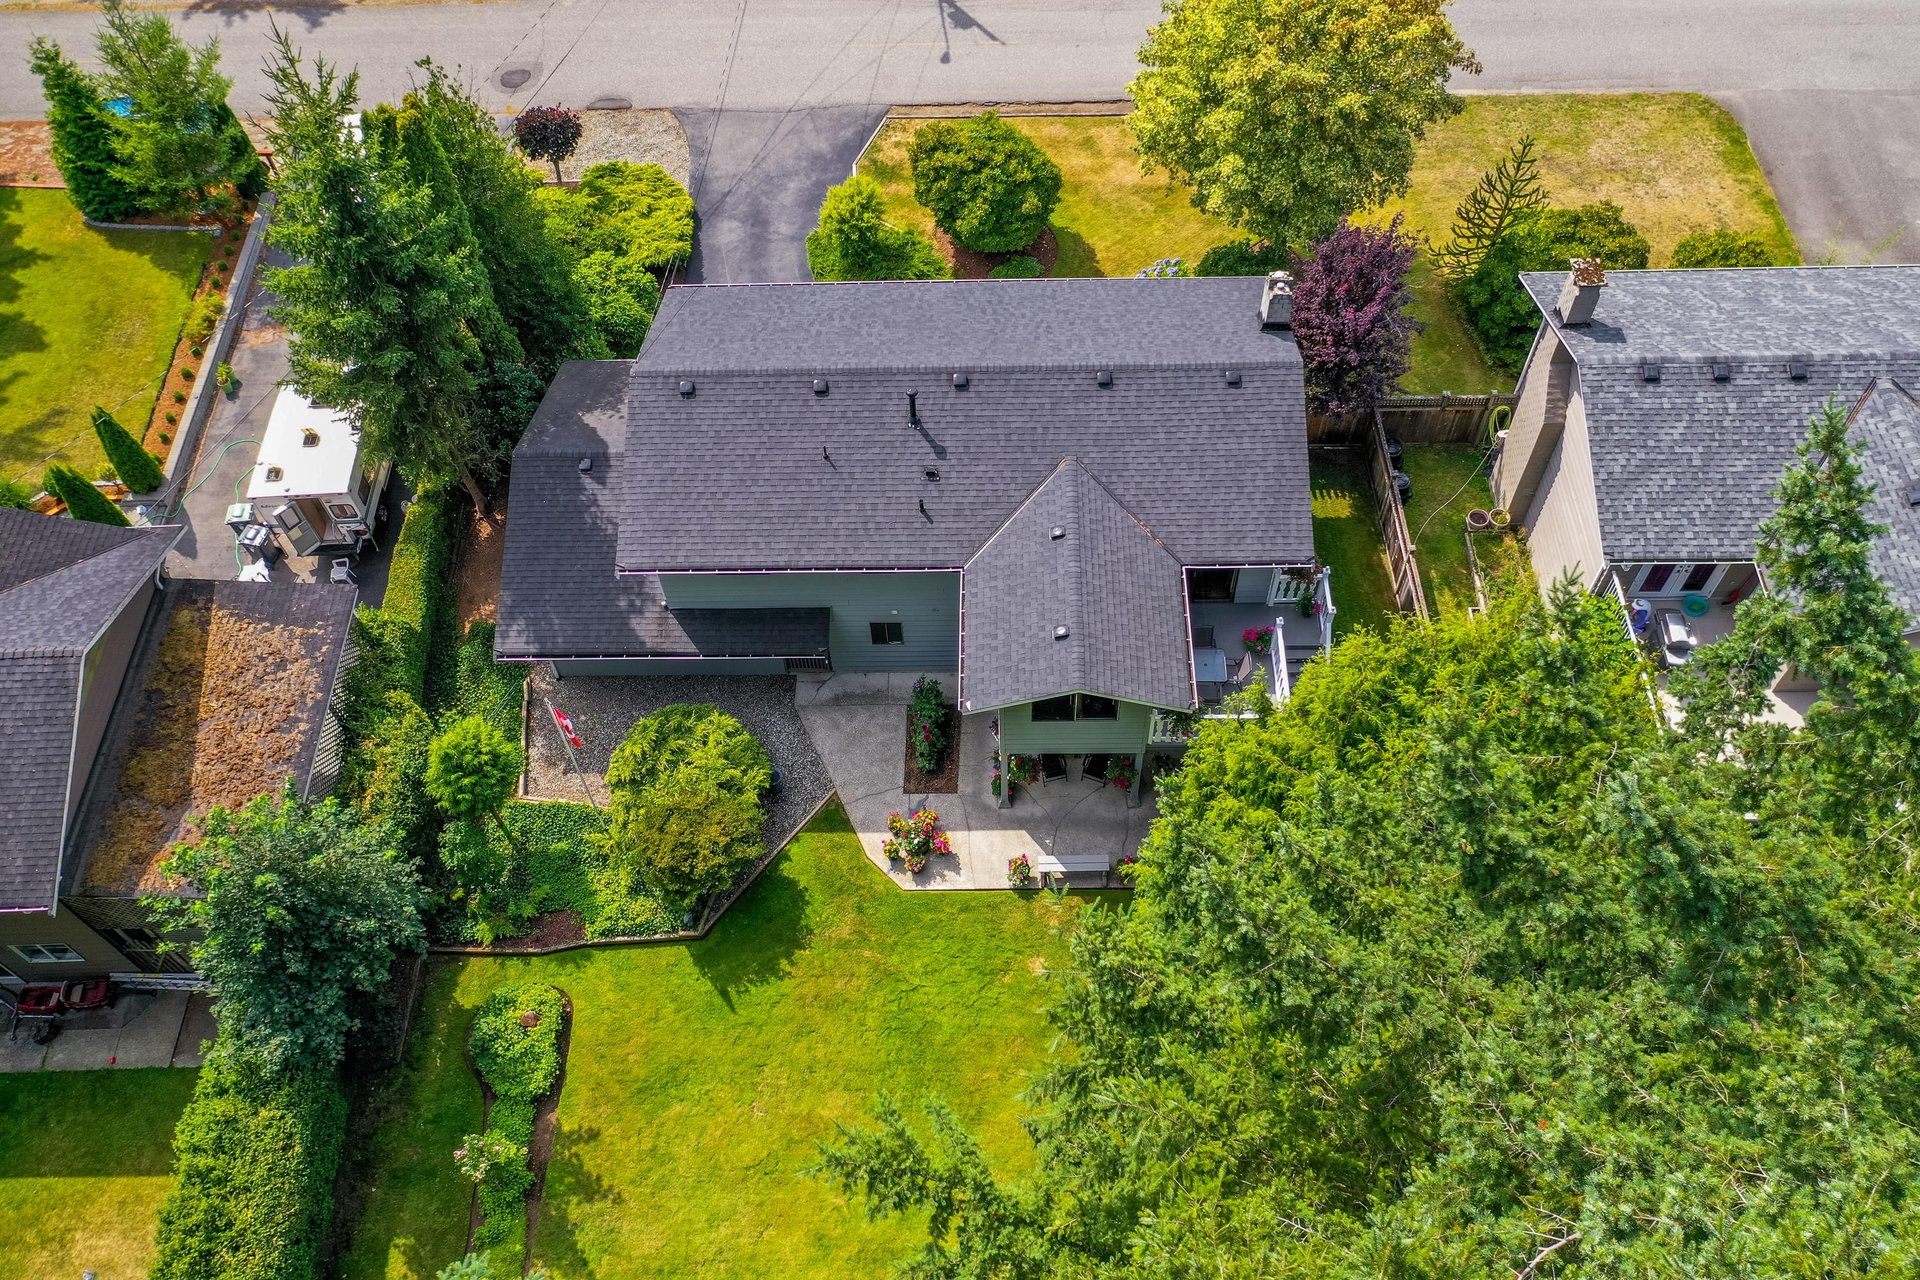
[525,667,831,853]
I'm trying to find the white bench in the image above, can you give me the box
[1031,853,1112,877]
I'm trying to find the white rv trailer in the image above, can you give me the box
[246,387,391,556]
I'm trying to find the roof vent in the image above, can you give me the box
[908,391,922,429]
[812,377,829,395]
[1225,369,1242,387]
[1908,481,1920,508]
[1259,270,1293,329]
[1053,625,1070,640]
[1556,258,1606,326]
[1096,369,1113,387]
[578,457,592,473]
[301,428,321,447]
[951,372,969,389]
[1642,363,1662,383]
[923,466,941,482]
[1712,363,1732,382]
[1049,526,1065,540]
[264,465,284,482]
[677,379,695,397]
[1789,361,1809,381]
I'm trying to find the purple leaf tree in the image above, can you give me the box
[1291,215,1419,417]
[511,105,585,183]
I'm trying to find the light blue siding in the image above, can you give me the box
[659,571,960,672]
[997,698,1154,753]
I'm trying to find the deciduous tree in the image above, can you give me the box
[512,104,584,182]
[148,785,422,1071]
[1291,215,1418,415]
[1130,0,1480,249]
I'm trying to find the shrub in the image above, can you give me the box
[1670,228,1777,268]
[44,463,128,526]
[91,404,164,492]
[471,982,565,1101]
[908,675,947,772]
[988,254,1045,279]
[605,703,772,798]
[0,479,31,511]
[909,112,1062,253]
[172,389,187,404]
[806,175,950,282]
[511,104,584,182]
[540,161,694,270]
[427,714,521,825]
[30,37,142,223]
[1455,202,1650,370]
[1135,257,1186,278]
[1291,215,1419,416]
[571,249,663,357]
[186,292,226,343]
[181,365,195,380]
[149,1058,348,1280]
[360,690,438,861]
[1196,238,1287,277]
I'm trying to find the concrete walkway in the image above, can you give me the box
[796,672,1154,889]
[0,990,214,1073]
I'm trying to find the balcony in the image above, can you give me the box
[1151,568,1336,744]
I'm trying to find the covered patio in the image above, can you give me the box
[796,672,1155,890]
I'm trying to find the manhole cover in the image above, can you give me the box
[497,64,537,90]
[586,96,632,111]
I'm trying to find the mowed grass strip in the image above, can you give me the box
[1311,455,1399,637]
[341,802,1114,1280]
[0,1068,197,1280]
[1399,444,1496,617]
[0,187,209,484]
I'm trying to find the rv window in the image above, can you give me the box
[328,502,359,520]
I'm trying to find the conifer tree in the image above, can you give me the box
[1434,134,1546,280]
[91,405,164,493]
[95,0,250,215]
[29,37,143,223]
[44,463,129,526]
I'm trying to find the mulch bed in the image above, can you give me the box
[453,489,508,629]
[141,210,253,464]
[903,703,961,794]
[462,910,589,953]
[935,226,1059,280]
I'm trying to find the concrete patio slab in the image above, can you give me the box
[172,992,217,1068]
[797,672,1154,890]
[0,989,205,1072]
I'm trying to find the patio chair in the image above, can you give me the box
[1039,754,1069,787]
[1230,652,1258,690]
[1192,625,1215,648]
[329,557,357,586]
[1084,753,1114,783]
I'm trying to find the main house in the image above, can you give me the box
[497,277,1327,782]
[1493,263,1920,662]
[0,508,357,984]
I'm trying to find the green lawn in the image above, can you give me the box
[0,187,210,485]
[0,1069,196,1280]
[341,802,1112,1280]
[1379,93,1798,392]
[1400,445,1496,616]
[1311,456,1397,636]
[856,98,1792,396]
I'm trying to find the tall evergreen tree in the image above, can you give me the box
[91,405,163,493]
[261,29,494,512]
[29,37,142,222]
[44,463,129,526]
[94,0,249,214]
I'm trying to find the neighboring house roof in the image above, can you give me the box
[961,459,1193,714]
[616,278,1313,572]
[496,360,832,661]
[1519,268,1920,621]
[0,510,180,912]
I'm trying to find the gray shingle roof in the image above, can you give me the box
[1522,266,1920,362]
[1848,377,1920,621]
[961,459,1193,713]
[617,278,1312,571]
[497,361,832,660]
[0,510,180,911]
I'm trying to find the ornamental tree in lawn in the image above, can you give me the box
[44,463,128,526]
[909,112,1062,254]
[148,785,422,1071]
[91,405,164,492]
[1131,0,1480,250]
[1290,215,1418,416]
[512,104,584,182]
[30,37,143,223]
[1433,134,1547,280]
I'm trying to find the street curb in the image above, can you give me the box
[153,193,273,511]
[883,100,1132,119]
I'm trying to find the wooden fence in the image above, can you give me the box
[1310,392,1517,446]
[1362,410,1430,620]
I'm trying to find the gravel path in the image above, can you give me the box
[525,668,832,853]
[555,108,691,188]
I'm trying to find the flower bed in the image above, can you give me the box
[903,676,959,793]
[883,808,953,874]
[1007,853,1035,887]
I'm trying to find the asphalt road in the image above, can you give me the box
[3,0,1913,265]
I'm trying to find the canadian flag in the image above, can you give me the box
[551,707,584,749]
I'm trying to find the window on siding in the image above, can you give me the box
[10,943,83,964]
[1077,694,1118,720]
[869,621,904,645]
[1032,695,1076,722]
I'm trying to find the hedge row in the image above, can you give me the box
[148,1061,348,1280]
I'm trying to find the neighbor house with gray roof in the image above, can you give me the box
[0,508,358,984]
[1492,263,1920,671]
[497,276,1332,786]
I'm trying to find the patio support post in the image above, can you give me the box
[1127,747,1146,808]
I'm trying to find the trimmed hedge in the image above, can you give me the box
[148,1060,348,1280]
[455,620,528,741]
[987,255,1043,279]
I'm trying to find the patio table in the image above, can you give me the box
[1194,647,1228,683]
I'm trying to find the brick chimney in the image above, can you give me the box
[1556,258,1606,326]
[1260,270,1294,329]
